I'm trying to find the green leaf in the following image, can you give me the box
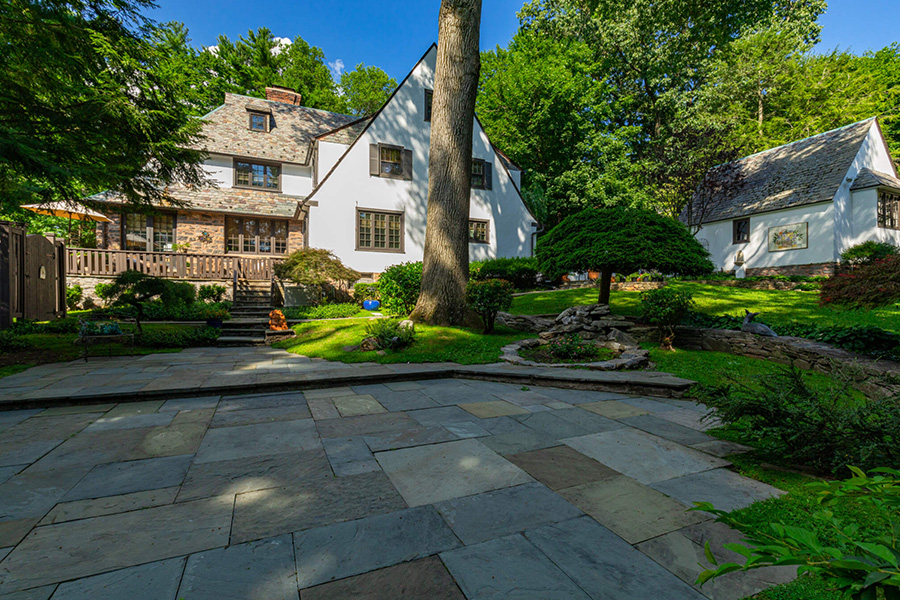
[863,571,892,587]
[831,559,878,572]
[703,541,718,566]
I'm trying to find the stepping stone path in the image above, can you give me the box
[0,378,784,599]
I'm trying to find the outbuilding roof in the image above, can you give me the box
[850,167,900,192]
[684,118,878,225]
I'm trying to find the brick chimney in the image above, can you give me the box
[265,86,302,106]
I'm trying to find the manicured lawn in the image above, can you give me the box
[275,318,535,364]
[510,282,900,332]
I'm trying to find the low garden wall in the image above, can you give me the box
[630,325,899,397]
[610,281,665,292]
[686,279,816,291]
[69,275,234,306]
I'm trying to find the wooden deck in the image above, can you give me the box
[66,248,280,281]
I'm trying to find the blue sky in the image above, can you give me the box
[148,0,898,81]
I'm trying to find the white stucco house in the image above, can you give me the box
[682,117,900,277]
[89,44,535,279]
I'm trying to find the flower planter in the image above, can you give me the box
[206,318,223,328]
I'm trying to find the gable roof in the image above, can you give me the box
[191,93,357,165]
[850,167,900,192]
[685,118,877,225]
[316,116,373,145]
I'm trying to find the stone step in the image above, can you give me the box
[216,335,266,347]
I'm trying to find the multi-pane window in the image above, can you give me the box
[733,218,750,244]
[225,216,288,254]
[123,213,175,252]
[357,209,403,252]
[424,89,433,122]
[469,219,489,244]
[249,112,268,132]
[471,160,486,189]
[878,190,900,230]
[234,161,280,190]
[380,146,403,177]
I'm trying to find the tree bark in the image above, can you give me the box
[410,0,482,326]
[598,266,613,305]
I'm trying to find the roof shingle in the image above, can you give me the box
[850,167,900,192]
[684,118,876,225]
[88,186,303,219]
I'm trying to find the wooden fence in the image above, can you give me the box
[66,248,280,281]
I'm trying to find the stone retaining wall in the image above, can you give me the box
[746,262,835,277]
[688,279,816,291]
[610,281,665,292]
[69,275,233,306]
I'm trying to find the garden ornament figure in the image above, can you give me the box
[741,310,777,337]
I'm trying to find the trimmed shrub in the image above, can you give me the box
[364,319,415,350]
[546,334,599,361]
[10,317,81,335]
[138,326,221,348]
[640,287,695,350]
[281,304,360,320]
[102,300,229,322]
[840,240,899,266]
[473,257,540,290]
[274,248,360,304]
[378,261,422,316]
[65,284,83,310]
[466,279,514,334]
[198,284,226,303]
[821,255,900,308]
[352,283,380,304]
[93,282,117,307]
[0,330,31,352]
[703,366,900,474]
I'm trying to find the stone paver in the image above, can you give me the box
[294,506,459,587]
[50,557,185,600]
[301,557,465,600]
[441,534,591,600]
[435,482,582,544]
[506,445,619,490]
[178,535,297,600]
[375,439,533,506]
[564,428,729,484]
[0,370,790,599]
[525,516,706,600]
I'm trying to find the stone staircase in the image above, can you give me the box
[218,280,273,346]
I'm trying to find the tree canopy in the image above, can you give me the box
[338,64,398,116]
[536,207,714,303]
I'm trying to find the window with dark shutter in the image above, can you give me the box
[424,89,433,122]
[357,209,404,252]
[732,218,750,244]
[369,144,413,181]
[471,159,492,189]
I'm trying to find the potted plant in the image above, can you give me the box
[205,306,227,328]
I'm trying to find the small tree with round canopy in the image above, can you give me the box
[536,208,714,304]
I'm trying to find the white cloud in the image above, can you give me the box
[272,37,292,55]
[328,58,345,79]
[205,45,218,56]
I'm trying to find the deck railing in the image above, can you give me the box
[66,248,281,281]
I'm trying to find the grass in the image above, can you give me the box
[0,323,192,379]
[509,282,900,332]
[274,318,535,365]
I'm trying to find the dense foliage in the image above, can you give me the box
[364,319,415,350]
[697,467,900,599]
[274,248,361,304]
[377,262,423,316]
[137,326,221,348]
[1,0,209,211]
[65,285,83,310]
[821,256,900,308]
[640,288,695,350]
[537,208,714,302]
[466,279,514,334]
[703,366,900,474]
[840,241,899,266]
[352,283,381,303]
[545,334,599,361]
[103,271,196,333]
[103,300,229,323]
[471,257,541,290]
[198,284,226,303]
[0,330,32,352]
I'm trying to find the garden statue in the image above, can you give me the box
[741,310,777,337]
[268,309,289,331]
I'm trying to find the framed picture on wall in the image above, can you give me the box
[767,222,808,252]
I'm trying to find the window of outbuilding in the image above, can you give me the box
[469,219,489,244]
[733,218,750,244]
[878,190,900,230]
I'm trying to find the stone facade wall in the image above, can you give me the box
[69,275,234,305]
[610,281,666,292]
[745,262,836,277]
[691,279,817,291]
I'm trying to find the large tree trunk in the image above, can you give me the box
[410,0,482,326]
[598,267,613,305]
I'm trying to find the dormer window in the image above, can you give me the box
[249,112,268,132]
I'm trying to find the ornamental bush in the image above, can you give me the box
[93,282,117,307]
[472,257,541,290]
[466,279,514,333]
[640,287,695,350]
[820,255,900,308]
[65,284,83,310]
[378,261,422,316]
[364,319,415,350]
[546,334,599,361]
[0,330,31,352]
[275,248,360,304]
[352,282,380,304]
[138,326,221,348]
[840,240,899,266]
[198,284,226,303]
